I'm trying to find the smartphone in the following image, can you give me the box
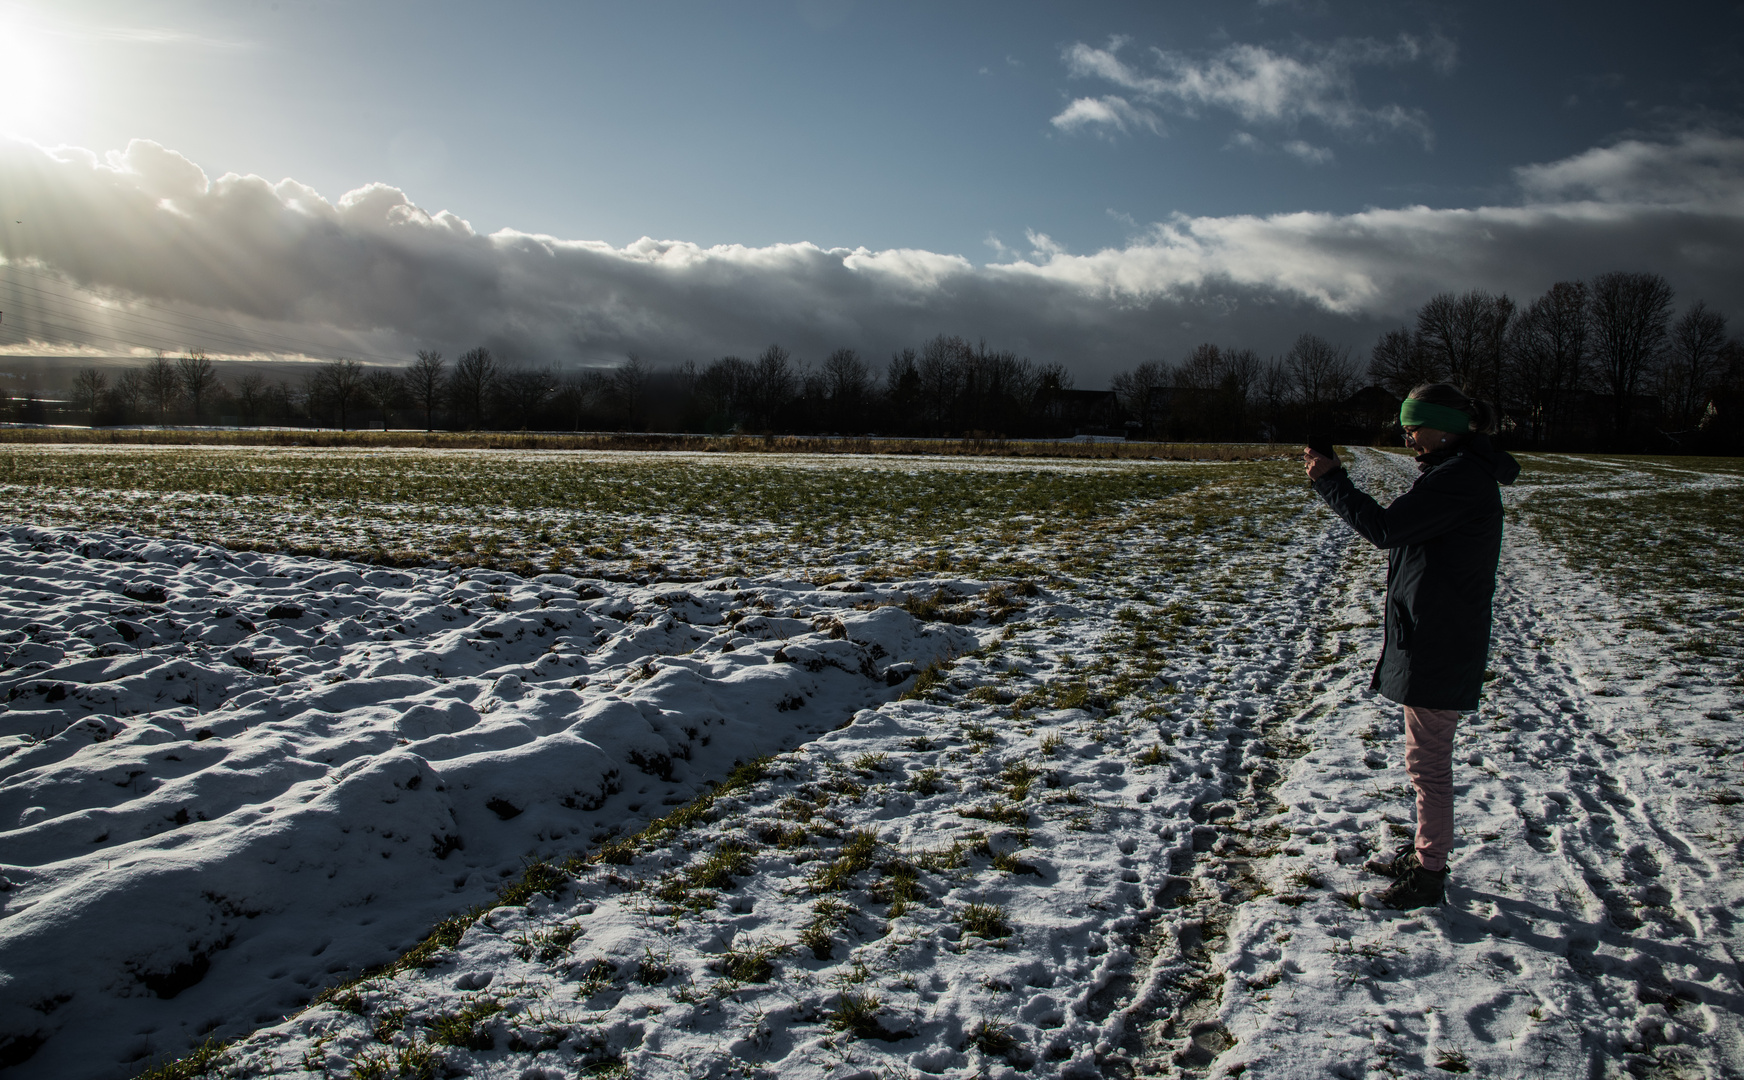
[1307,435,1336,459]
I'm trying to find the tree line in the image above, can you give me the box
[14,269,1740,451]
[1106,270,1740,451]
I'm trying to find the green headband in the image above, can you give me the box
[1400,398,1472,433]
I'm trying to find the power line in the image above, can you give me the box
[0,264,416,365]
[0,263,413,361]
[0,273,304,355]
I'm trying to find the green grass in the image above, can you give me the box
[132,1038,231,1080]
[0,445,1230,575]
[905,767,947,795]
[959,801,1030,826]
[957,902,1013,940]
[717,938,786,983]
[427,999,503,1051]
[828,991,885,1038]
[811,828,880,892]
[0,446,1317,585]
[634,947,673,986]
[798,897,856,960]
[1510,454,1743,678]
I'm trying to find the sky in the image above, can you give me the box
[0,0,1742,382]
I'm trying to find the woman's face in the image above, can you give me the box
[1403,425,1458,454]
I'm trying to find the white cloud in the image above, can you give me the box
[1,135,1741,384]
[1049,95,1162,136]
[1024,230,1067,258]
[1514,131,1744,211]
[1059,35,1440,145]
[1283,139,1334,165]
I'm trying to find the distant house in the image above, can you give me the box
[1037,388,1122,437]
[1568,391,1662,446]
[1128,385,1223,440]
[1338,384,1401,438]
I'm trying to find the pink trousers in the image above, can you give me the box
[1403,706,1459,872]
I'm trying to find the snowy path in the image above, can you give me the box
[1205,449,1744,1079]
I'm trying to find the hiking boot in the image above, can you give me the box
[1363,845,1420,879]
[1363,864,1447,910]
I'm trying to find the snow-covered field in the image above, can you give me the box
[0,447,1739,1079]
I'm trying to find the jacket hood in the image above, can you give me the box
[1416,433,1520,486]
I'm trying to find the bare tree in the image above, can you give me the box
[1589,271,1675,441]
[1259,356,1293,409]
[234,370,268,426]
[113,368,147,420]
[71,368,108,423]
[176,349,218,422]
[406,349,446,431]
[1175,343,1223,390]
[916,335,968,434]
[1367,327,1424,398]
[883,348,922,432]
[1034,361,1074,394]
[751,345,794,430]
[1286,333,1355,411]
[962,342,1038,434]
[554,368,607,431]
[144,353,180,424]
[1414,290,1508,391]
[495,366,557,428]
[610,355,649,429]
[1507,281,1589,445]
[362,369,404,428]
[694,357,752,431]
[1109,360,1166,436]
[450,346,499,429]
[1221,347,1262,404]
[1663,300,1728,430]
[821,347,871,431]
[310,357,367,430]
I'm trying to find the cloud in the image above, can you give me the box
[1,135,1741,384]
[1059,35,1443,144]
[1514,130,1744,210]
[1049,95,1163,136]
[1224,132,1334,164]
[1282,139,1335,165]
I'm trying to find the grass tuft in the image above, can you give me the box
[799,898,855,960]
[811,828,880,892]
[967,1017,1018,1055]
[957,902,1013,939]
[427,998,503,1051]
[717,938,786,983]
[828,991,885,1038]
[132,1038,231,1080]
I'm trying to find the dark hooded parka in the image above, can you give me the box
[1312,435,1521,711]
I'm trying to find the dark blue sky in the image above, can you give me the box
[1,1,1742,374]
[7,1,1739,253]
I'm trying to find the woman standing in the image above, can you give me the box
[1303,383,1520,910]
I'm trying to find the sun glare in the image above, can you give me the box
[0,8,87,139]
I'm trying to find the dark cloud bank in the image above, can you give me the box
[2,132,1741,383]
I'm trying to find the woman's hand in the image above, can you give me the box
[1304,447,1340,481]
